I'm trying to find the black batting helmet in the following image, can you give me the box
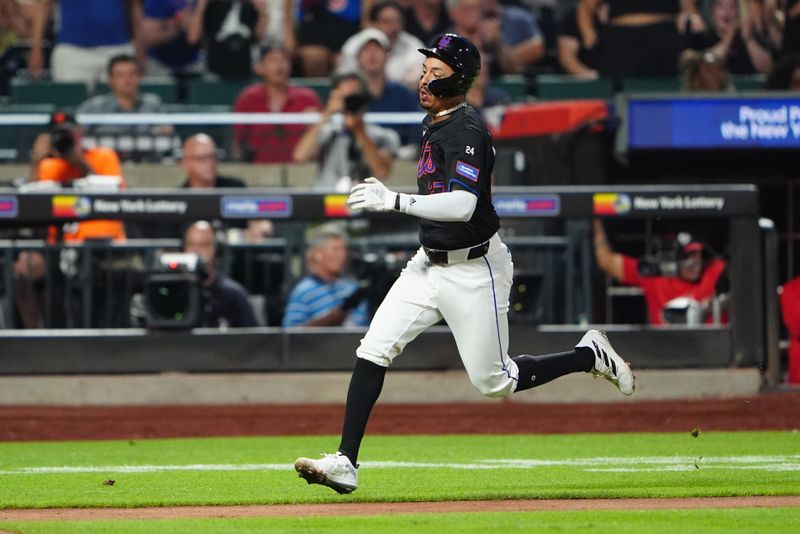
[418,33,481,98]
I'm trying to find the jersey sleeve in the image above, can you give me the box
[443,127,488,196]
[620,254,644,287]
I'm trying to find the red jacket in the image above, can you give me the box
[622,255,727,325]
[780,276,800,384]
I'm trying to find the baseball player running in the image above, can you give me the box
[294,33,635,494]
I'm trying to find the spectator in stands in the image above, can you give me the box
[181,133,245,190]
[186,0,268,80]
[782,0,800,56]
[28,112,127,241]
[745,0,783,55]
[140,0,203,77]
[679,48,733,91]
[765,52,800,89]
[232,45,322,163]
[445,0,516,76]
[353,28,420,146]
[0,0,33,93]
[466,53,510,111]
[28,0,142,87]
[403,0,452,47]
[75,54,174,162]
[579,0,696,83]
[480,0,546,76]
[686,0,774,75]
[286,0,371,77]
[183,220,259,328]
[339,2,425,91]
[261,0,285,47]
[282,222,369,327]
[557,1,608,78]
[15,111,127,328]
[779,274,800,384]
[292,71,400,191]
[181,133,276,240]
[592,219,729,326]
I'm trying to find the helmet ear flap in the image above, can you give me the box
[427,73,464,98]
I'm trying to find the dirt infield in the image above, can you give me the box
[0,391,798,521]
[0,391,799,442]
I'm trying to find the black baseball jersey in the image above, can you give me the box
[416,105,500,250]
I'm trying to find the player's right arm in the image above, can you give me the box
[593,219,624,282]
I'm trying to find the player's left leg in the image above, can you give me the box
[438,236,602,396]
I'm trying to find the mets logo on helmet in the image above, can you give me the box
[417,143,436,178]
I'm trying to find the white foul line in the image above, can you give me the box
[1,455,799,475]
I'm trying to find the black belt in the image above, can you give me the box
[423,240,491,265]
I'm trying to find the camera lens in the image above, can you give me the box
[344,93,369,113]
[51,127,75,154]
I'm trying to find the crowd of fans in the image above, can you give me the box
[0,1,799,383]
[3,1,800,95]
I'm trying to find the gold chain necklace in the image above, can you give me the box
[433,102,467,118]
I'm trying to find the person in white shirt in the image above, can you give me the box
[338,1,425,91]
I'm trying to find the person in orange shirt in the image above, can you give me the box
[30,112,127,243]
[13,112,127,327]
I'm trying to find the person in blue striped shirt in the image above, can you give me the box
[282,223,370,327]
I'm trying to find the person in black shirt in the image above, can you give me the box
[183,220,258,328]
[293,33,636,495]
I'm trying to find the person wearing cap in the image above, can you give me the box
[351,26,421,147]
[593,219,729,325]
[28,112,127,243]
[338,2,426,91]
[293,33,635,495]
[232,46,322,163]
[14,112,127,328]
[292,70,400,190]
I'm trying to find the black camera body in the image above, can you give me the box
[50,124,76,154]
[143,253,208,329]
[344,93,370,114]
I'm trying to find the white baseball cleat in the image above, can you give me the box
[577,329,635,396]
[294,452,358,494]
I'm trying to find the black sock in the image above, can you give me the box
[338,358,387,466]
[512,348,595,392]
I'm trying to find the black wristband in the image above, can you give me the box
[394,194,401,211]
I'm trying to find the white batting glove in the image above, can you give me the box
[347,177,400,212]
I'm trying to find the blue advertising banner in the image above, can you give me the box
[628,96,800,149]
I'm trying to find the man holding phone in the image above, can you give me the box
[292,71,401,191]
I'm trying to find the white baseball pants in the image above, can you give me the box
[356,233,520,398]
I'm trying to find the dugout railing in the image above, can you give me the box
[0,184,780,387]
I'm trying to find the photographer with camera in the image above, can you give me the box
[180,221,258,329]
[12,112,127,328]
[593,219,729,326]
[282,223,369,328]
[291,70,400,191]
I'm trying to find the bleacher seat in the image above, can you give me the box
[489,75,527,102]
[10,79,88,107]
[186,78,254,106]
[535,75,614,100]
[621,77,682,94]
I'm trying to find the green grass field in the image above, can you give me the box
[0,431,798,532]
